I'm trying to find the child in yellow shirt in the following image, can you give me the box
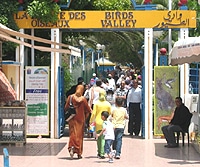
[112,97,128,159]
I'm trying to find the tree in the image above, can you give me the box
[0,0,19,57]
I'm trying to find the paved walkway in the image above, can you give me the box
[1,130,200,167]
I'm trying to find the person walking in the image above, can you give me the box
[161,97,192,148]
[96,111,115,163]
[112,97,128,159]
[126,79,142,136]
[107,73,116,92]
[90,73,98,86]
[115,80,128,108]
[65,77,84,98]
[88,79,105,138]
[106,73,116,107]
[90,90,112,159]
[83,84,91,135]
[89,79,104,108]
[64,85,92,159]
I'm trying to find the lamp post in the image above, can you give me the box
[79,40,86,80]
[96,44,105,77]
[159,48,167,66]
[178,0,188,9]
[86,48,95,76]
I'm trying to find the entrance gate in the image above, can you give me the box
[14,2,196,139]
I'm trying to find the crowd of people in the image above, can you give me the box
[64,68,193,162]
[64,68,143,163]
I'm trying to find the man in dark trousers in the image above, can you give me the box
[162,97,192,148]
[126,79,142,136]
[66,77,84,98]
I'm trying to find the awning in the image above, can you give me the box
[170,37,200,65]
[0,23,81,56]
[0,70,16,102]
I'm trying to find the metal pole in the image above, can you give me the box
[97,51,100,67]
[91,51,94,69]
[198,69,200,133]
[3,148,9,167]
[31,29,35,66]
[102,53,104,77]
[82,48,85,79]
[69,55,72,73]
[168,0,172,63]
[155,38,158,66]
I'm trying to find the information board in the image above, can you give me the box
[25,66,49,136]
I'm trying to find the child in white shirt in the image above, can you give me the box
[96,111,115,163]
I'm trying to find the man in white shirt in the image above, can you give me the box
[126,79,142,136]
[107,73,116,91]
[106,74,116,106]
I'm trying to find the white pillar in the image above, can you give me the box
[15,45,19,62]
[168,0,172,57]
[69,55,72,73]
[31,29,35,66]
[51,28,60,139]
[179,28,189,100]
[92,52,94,69]
[59,31,62,65]
[155,39,158,66]
[144,28,153,139]
[19,29,24,100]
[15,46,20,100]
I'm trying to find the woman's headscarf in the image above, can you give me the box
[75,85,84,97]
[99,90,106,101]
[72,85,85,103]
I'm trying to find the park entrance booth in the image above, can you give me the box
[13,1,196,139]
[96,57,115,78]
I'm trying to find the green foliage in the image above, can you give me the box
[0,15,8,26]
[187,0,200,37]
[0,0,19,55]
[0,1,18,29]
[93,0,131,10]
[62,61,74,92]
[27,0,60,23]
[2,42,18,55]
[90,31,143,67]
[69,0,95,10]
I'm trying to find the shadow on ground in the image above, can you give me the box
[0,142,66,156]
[0,125,70,156]
[155,143,200,164]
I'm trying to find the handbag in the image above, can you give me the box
[65,95,76,122]
[89,122,96,133]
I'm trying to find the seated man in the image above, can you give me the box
[161,97,191,148]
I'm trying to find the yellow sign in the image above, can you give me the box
[14,10,196,29]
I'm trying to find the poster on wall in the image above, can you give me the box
[25,66,49,136]
[154,66,179,136]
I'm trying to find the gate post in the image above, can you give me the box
[144,28,153,139]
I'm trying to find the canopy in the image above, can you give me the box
[170,37,200,65]
[0,23,80,56]
[95,57,115,66]
[0,70,16,102]
[170,37,200,111]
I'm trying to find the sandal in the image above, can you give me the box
[69,146,74,159]
[77,155,82,159]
